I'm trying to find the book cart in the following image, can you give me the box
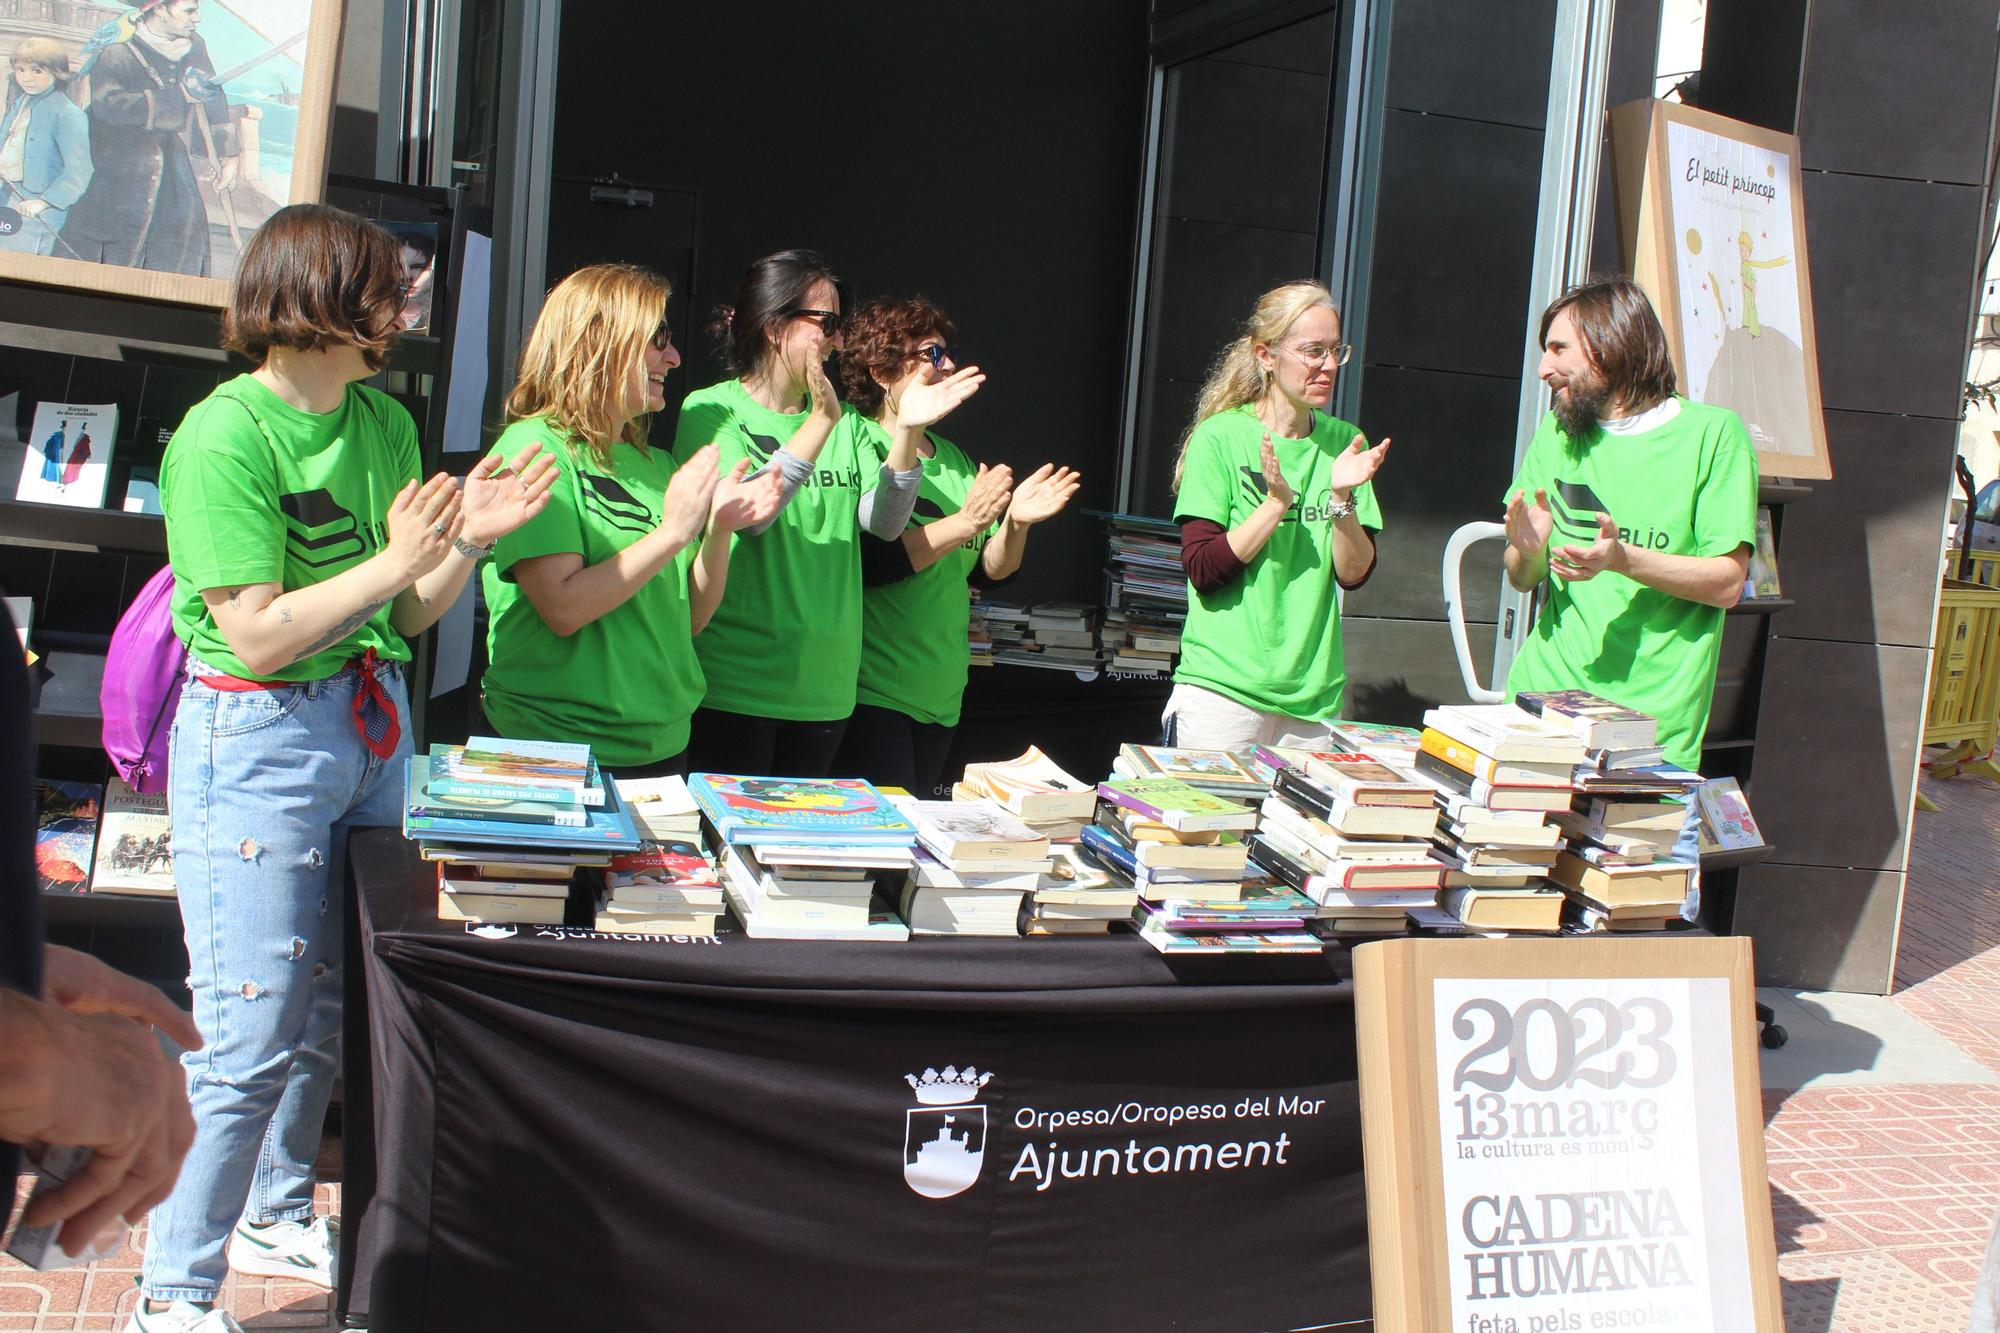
[0,176,468,987]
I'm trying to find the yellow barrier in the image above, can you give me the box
[1923,576,2000,792]
[1945,548,2000,588]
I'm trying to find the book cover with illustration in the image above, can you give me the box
[16,403,117,509]
[607,839,719,889]
[1116,743,1265,792]
[89,777,175,896]
[688,773,918,846]
[34,780,102,894]
[402,760,640,849]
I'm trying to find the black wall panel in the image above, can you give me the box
[1777,410,1960,649]
[1143,219,1323,385]
[1161,57,1330,232]
[549,2,1150,606]
[1363,111,1545,380]
[1801,171,1987,421]
[1797,0,2000,184]
[1386,0,1558,127]
[1342,616,1497,719]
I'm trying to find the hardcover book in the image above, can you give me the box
[408,773,587,827]
[402,760,641,850]
[429,741,606,805]
[89,777,175,896]
[34,780,102,895]
[689,773,917,846]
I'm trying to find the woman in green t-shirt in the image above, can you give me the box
[143,205,555,1323]
[671,251,964,778]
[480,264,785,777]
[1166,280,1393,752]
[830,296,1080,796]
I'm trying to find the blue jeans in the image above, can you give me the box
[1671,798,1702,923]
[141,658,411,1302]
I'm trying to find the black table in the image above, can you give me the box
[340,829,1370,1332]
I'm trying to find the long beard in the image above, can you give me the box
[1553,376,1611,444]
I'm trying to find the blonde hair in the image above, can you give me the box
[506,263,670,469]
[1171,280,1338,493]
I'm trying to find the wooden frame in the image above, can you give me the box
[1611,98,1834,481]
[0,0,345,308]
[1355,935,1783,1332]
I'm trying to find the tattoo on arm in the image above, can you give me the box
[227,589,241,609]
[294,597,393,661]
[278,608,292,624]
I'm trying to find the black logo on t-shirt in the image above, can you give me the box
[578,473,653,534]
[278,489,371,568]
[740,427,780,467]
[1549,477,1674,549]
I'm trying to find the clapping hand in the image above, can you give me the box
[961,463,1015,528]
[1505,487,1554,556]
[895,366,986,430]
[1006,464,1080,526]
[803,354,843,426]
[1549,512,1627,582]
[460,444,558,548]
[1258,432,1295,508]
[384,474,463,579]
[1329,433,1390,497]
[710,457,785,534]
[662,444,722,546]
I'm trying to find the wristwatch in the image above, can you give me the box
[452,535,495,560]
[1325,494,1357,521]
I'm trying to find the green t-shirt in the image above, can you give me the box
[481,417,704,766]
[670,377,863,721]
[852,416,989,728]
[1502,397,1759,769]
[161,374,419,682]
[1172,405,1383,721]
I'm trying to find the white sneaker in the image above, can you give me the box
[225,1215,338,1288]
[123,1300,247,1332]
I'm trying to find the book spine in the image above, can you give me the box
[1094,784,1171,823]
[1077,824,1139,877]
[426,774,601,807]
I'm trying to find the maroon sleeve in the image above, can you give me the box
[1179,517,1246,594]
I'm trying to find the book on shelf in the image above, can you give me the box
[1513,689,1659,753]
[1420,704,1589,764]
[689,773,917,847]
[1097,777,1256,833]
[428,740,605,805]
[402,760,642,850]
[1744,506,1782,599]
[88,777,175,897]
[958,747,1097,821]
[34,779,100,895]
[17,401,117,509]
[1417,728,1573,788]
[1695,777,1766,851]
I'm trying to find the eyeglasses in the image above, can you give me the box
[1281,341,1353,368]
[650,322,673,353]
[786,308,843,336]
[910,344,960,369]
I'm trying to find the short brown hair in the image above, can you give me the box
[1539,277,1677,410]
[222,204,405,371]
[837,296,957,417]
[11,37,72,77]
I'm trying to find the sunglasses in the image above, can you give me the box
[650,322,673,353]
[786,308,842,336]
[911,344,960,369]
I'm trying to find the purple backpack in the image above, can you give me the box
[101,565,186,795]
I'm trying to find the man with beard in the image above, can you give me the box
[1501,279,1756,891]
[62,0,237,275]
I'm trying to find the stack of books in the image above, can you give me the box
[997,602,1103,672]
[957,747,1097,843]
[408,740,644,925]
[1323,720,1424,768]
[1518,688,1666,769]
[1250,753,1446,935]
[689,773,917,941]
[1021,844,1140,936]
[1134,878,1323,955]
[1548,790,1698,933]
[615,775,703,842]
[1100,607,1180,676]
[895,798,1053,936]
[595,838,723,935]
[971,597,1031,665]
[1100,512,1189,629]
[1110,743,1267,804]
[1405,707,1580,934]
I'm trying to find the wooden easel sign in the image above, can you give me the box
[1354,936,1782,1332]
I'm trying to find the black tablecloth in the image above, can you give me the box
[341,829,1369,1332]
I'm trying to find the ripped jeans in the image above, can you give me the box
[142,657,410,1302]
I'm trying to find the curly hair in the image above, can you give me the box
[836,296,958,417]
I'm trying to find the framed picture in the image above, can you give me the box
[1611,98,1833,481]
[0,0,346,308]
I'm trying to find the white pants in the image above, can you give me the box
[1162,682,1337,752]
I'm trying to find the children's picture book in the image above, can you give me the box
[687,773,918,846]
[401,759,640,849]
[1745,506,1782,599]
[1114,743,1266,793]
[1696,777,1766,851]
[16,403,116,508]
[34,779,101,894]
[89,777,175,897]
[1097,777,1258,833]
[428,740,604,805]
